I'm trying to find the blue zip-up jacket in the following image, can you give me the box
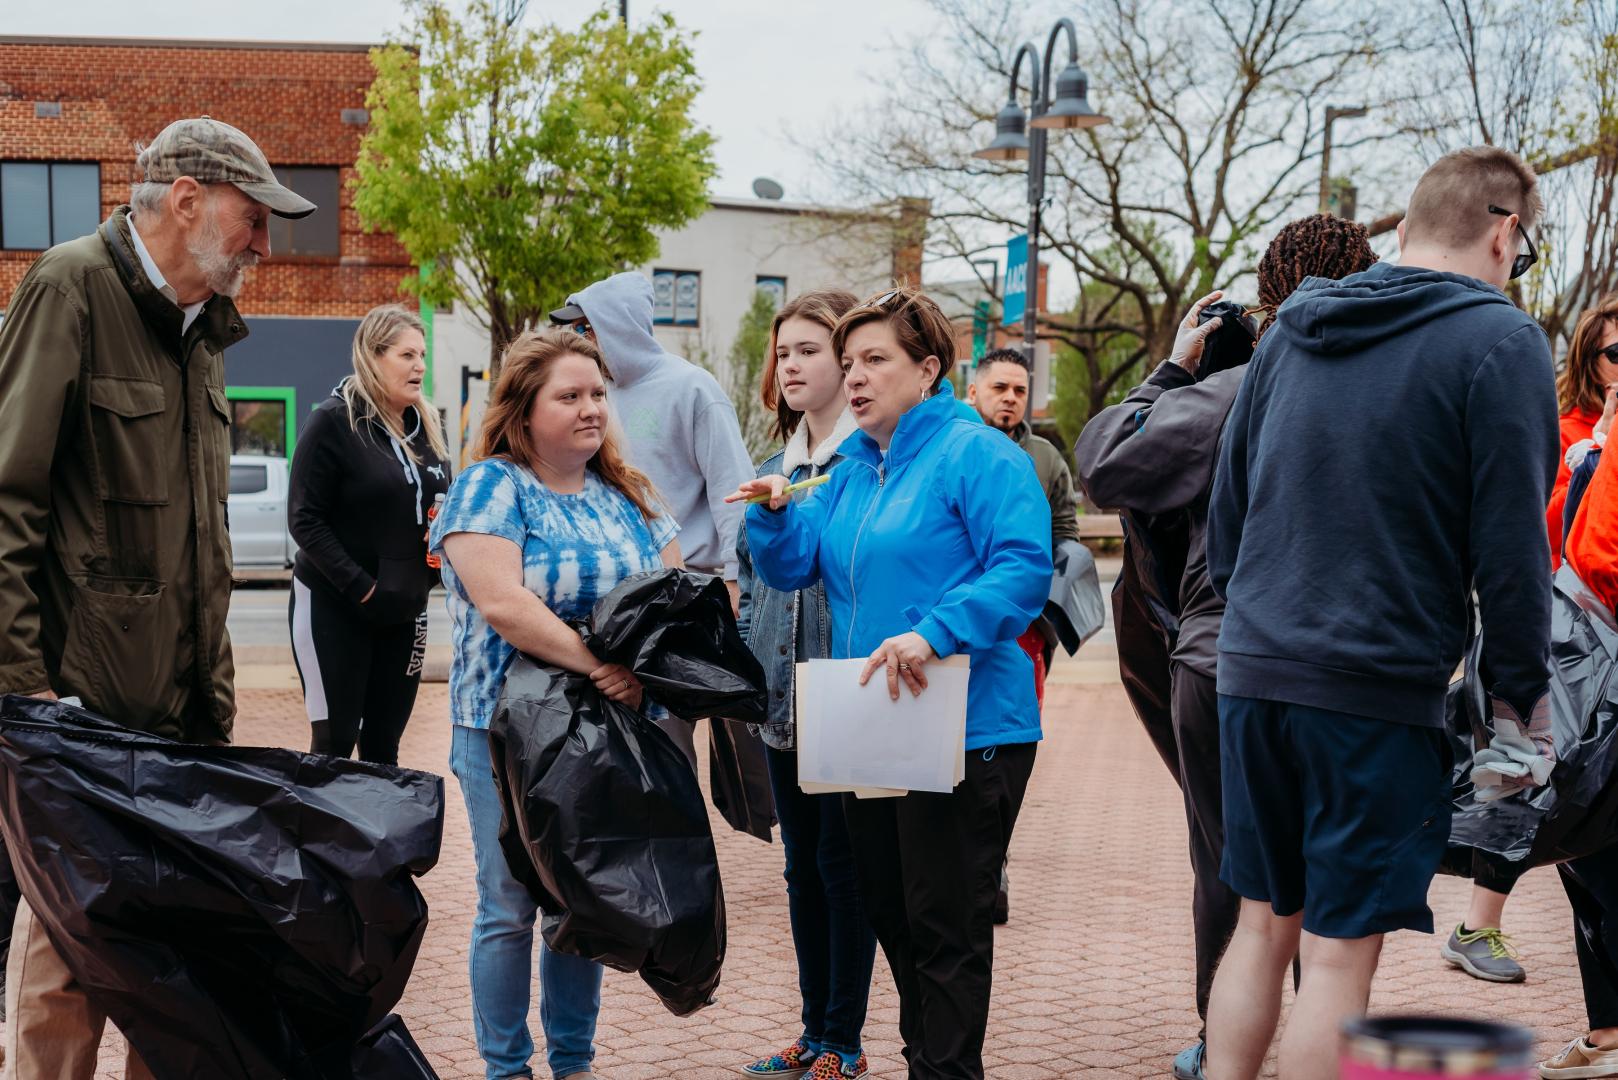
[744,385,1052,751]
[1208,261,1557,727]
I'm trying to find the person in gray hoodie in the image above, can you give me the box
[553,272,755,614]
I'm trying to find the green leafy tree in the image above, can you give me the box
[355,0,715,377]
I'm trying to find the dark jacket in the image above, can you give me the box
[1074,360,1248,678]
[289,390,450,624]
[0,208,242,741]
[1208,262,1558,725]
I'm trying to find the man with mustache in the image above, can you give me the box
[0,116,313,1079]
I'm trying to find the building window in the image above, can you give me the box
[0,162,100,250]
[225,386,297,458]
[266,167,340,256]
[756,276,787,309]
[652,268,701,327]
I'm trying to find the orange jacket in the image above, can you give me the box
[1550,409,1600,567]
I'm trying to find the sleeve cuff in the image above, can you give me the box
[1148,361,1196,390]
[912,615,958,661]
[343,572,376,604]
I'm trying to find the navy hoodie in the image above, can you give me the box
[1207,261,1557,727]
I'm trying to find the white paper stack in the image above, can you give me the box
[795,656,970,797]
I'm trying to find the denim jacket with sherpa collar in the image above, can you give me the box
[734,411,859,750]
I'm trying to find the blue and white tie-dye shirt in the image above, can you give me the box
[428,458,679,730]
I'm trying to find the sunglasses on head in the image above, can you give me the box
[1487,205,1537,281]
[569,320,593,337]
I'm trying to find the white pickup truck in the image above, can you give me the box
[228,454,297,570]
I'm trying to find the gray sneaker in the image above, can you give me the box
[1440,924,1526,983]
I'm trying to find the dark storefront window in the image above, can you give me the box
[266,167,340,256]
[0,162,100,250]
[228,394,293,458]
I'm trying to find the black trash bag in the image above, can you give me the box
[581,569,768,724]
[1195,299,1259,381]
[351,1014,439,1079]
[1042,538,1107,657]
[1440,565,1618,879]
[490,569,766,1017]
[0,695,444,1080]
[707,718,776,843]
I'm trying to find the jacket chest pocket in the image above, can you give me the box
[204,384,231,500]
[88,375,169,504]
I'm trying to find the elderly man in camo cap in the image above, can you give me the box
[0,117,313,1080]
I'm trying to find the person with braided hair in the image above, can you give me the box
[1204,147,1556,1080]
[1075,213,1376,1079]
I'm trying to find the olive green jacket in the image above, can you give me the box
[1010,422,1082,546]
[0,207,241,741]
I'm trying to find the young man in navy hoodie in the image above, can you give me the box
[1200,146,1559,1080]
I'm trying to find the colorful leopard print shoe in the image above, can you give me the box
[740,1037,818,1078]
[805,1049,868,1080]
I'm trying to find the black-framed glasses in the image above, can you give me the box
[1488,204,1538,280]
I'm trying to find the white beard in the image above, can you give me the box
[186,200,259,298]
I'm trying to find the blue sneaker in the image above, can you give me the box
[1173,1042,1207,1079]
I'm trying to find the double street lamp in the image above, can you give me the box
[975,17,1109,366]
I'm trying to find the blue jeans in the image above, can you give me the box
[765,746,877,1057]
[451,725,604,1079]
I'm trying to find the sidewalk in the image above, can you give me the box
[79,672,1586,1079]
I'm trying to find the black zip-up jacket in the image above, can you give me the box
[289,391,450,624]
[1074,360,1248,679]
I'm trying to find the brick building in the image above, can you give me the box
[0,35,416,457]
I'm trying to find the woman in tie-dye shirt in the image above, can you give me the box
[429,328,679,1080]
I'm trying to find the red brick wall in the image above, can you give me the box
[0,38,413,316]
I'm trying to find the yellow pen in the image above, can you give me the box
[745,473,832,504]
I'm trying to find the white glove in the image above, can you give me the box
[1471,694,1555,802]
[1168,290,1225,375]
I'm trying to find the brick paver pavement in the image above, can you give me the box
[71,675,1588,1078]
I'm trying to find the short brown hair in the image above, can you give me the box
[831,286,957,391]
[475,329,663,521]
[1558,293,1618,416]
[1404,145,1543,250]
[760,288,860,442]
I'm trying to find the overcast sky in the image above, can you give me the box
[6,0,937,203]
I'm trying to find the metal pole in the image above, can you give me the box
[1320,109,1336,214]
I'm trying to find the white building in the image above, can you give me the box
[431,194,927,462]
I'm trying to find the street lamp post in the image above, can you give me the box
[1319,105,1367,214]
[974,18,1109,368]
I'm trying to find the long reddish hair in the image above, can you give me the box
[475,329,663,520]
[1559,294,1618,417]
[759,288,860,442]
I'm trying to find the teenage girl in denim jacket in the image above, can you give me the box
[735,289,878,1080]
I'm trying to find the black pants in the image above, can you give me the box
[289,577,426,765]
[1113,575,1179,779]
[1171,664,1241,1032]
[765,747,878,1055]
[1560,846,1618,1030]
[841,742,1037,1079]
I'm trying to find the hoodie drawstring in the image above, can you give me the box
[390,436,426,526]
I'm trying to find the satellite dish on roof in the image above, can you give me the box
[752,177,785,201]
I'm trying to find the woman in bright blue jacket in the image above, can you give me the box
[728,286,1052,1079]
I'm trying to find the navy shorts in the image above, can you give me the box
[1218,694,1452,939]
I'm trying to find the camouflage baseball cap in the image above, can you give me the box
[139,117,317,220]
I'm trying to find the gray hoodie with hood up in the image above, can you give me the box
[570,271,754,578]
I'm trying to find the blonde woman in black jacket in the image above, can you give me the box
[288,304,450,764]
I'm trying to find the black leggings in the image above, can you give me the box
[289,577,426,765]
